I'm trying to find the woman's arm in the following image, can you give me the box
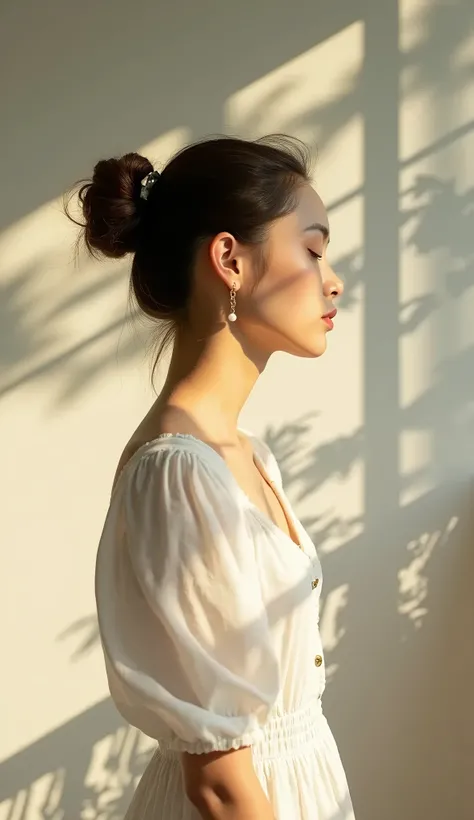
[112,448,280,817]
[182,747,274,819]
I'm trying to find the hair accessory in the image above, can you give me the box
[140,170,161,201]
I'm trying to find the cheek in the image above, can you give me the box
[293,270,324,313]
[272,267,325,324]
[260,261,322,303]
[243,266,328,356]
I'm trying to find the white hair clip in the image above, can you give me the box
[140,170,161,201]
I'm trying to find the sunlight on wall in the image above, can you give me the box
[1,128,189,762]
[397,516,459,629]
[399,0,474,504]
[0,723,154,820]
[0,125,189,407]
[399,430,433,506]
[227,22,365,204]
[231,22,366,557]
[139,127,190,173]
[1,2,473,819]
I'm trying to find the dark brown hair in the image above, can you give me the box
[68,135,310,355]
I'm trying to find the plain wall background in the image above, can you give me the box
[1,1,473,818]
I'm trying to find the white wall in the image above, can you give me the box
[1,1,473,818]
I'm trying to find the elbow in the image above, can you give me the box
[185,782,231,813]
[182,745,258,814]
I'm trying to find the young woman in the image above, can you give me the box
[76,136,355,819]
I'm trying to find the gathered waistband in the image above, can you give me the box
[157,699,326,763]
[251,698,326,761]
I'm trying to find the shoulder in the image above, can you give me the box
[104,436,253,567]
[113,433,242,507]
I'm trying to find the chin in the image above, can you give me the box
[247,324,328,359]
[285,334,328,359]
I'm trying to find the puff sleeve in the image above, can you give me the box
[96,444,280,754]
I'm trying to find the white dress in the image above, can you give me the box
[95,432,355,820]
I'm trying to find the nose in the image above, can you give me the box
[323,266,344,299]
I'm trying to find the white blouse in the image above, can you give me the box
[95,433,355,819]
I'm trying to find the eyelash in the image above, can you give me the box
[308,249,323,261]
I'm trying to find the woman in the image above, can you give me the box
[75,135,355,819]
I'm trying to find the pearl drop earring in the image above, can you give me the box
[228,283,237,322]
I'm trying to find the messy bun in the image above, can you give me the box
[76,152,153,258]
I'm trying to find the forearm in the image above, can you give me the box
[182,748,274,820]
[190,778,274,819]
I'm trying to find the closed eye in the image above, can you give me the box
[308,249,323,261]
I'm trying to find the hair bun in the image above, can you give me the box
[77,152,154,258]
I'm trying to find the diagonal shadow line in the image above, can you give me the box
[0,315,131,399]
[326,121,474,216]
[401,118,474,169]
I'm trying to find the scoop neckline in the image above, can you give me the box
[121,432,309,559]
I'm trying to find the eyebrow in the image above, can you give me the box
[304,222,330,240]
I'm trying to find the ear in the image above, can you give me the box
[208,232,243,292]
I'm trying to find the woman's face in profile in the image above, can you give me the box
[239,183,344,359]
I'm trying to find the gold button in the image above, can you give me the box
[314,654,323,667]
[311,578,320,590]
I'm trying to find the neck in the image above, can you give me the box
[156,321,268,440]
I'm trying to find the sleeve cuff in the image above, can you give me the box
[158,726,266,755]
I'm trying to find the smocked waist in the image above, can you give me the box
[251,698,325,760]
[158,699,326,762]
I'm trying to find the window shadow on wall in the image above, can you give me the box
[1,0,473,819]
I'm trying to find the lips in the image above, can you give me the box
[322,307,337,331]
